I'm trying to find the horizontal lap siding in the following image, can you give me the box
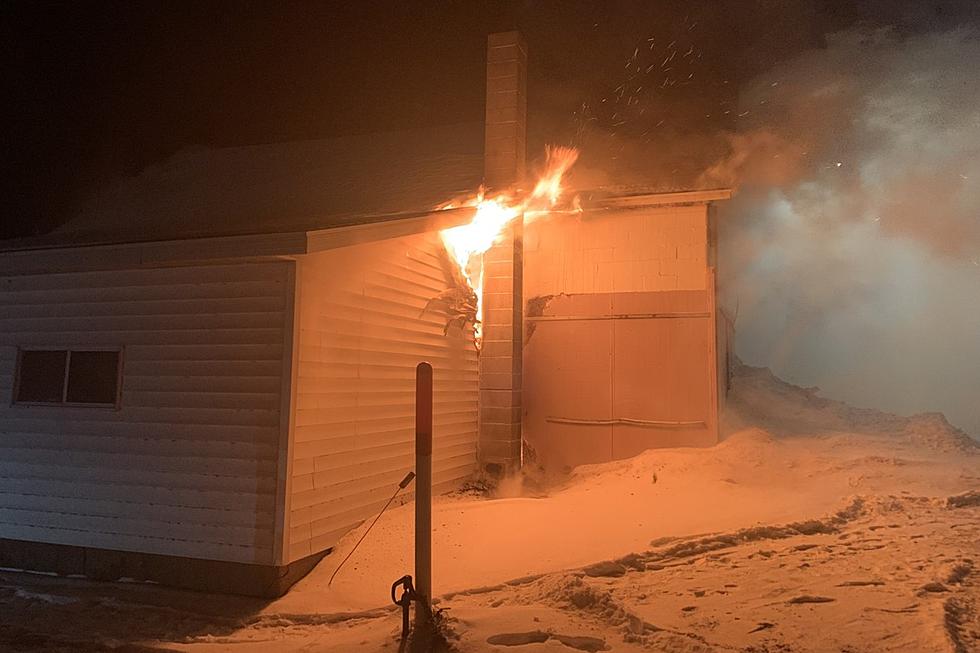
[0,262,290,564]
[288,234,478,562]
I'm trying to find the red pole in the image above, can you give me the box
[414,362,433,626]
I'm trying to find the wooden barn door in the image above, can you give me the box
[523,290,716,471]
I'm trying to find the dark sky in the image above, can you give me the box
[3,0,976,238]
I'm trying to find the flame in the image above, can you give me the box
[527,146,580,210]
[439,147,579,341]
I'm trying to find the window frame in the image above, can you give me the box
[12,346,124,410]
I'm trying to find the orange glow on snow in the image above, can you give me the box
[439,147,579,340]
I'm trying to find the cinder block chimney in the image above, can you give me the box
[479,31,527,474]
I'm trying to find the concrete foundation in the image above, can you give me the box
[0,538,328,598]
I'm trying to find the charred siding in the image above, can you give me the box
[287,234,478,562]
[0,262,289,564]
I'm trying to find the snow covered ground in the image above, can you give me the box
[0,363,976,652]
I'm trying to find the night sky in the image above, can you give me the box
[5,0,975,239]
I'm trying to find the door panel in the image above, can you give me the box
[611,316,712,459]
[612,318,710,421]
[523,320,612,470]
[523,290,716,469]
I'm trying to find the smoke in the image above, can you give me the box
[706,27,980,254]
[710,27,980,437]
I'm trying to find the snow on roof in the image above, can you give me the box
[12,122,485,249]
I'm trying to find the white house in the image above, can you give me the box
[0,123,486,596]
[0,32,732,596]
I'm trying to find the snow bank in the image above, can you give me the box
[1,365,977,652]
[726,358,978,452]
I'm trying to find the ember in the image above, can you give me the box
[439,146,579,340]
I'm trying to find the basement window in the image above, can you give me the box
[15,349,122,407]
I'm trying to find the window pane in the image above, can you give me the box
[16,350,67,403]
[66,351,120,405]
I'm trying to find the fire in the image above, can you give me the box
[439,147,579,341]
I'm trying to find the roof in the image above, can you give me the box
[3,122,485,251]
[0,116,735,279]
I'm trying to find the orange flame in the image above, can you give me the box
[439,147,579,341]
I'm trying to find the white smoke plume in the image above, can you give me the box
[708,28,980,437]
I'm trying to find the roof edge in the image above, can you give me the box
[306,207,474,253]
[0,206,477,276]
[589,188,734,209]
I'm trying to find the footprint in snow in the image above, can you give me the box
[486,631,608,652]
[787,595,836,604]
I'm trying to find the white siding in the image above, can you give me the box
[0,262,290,564]
[287,233,478,562]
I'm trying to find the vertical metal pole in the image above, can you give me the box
[414,362,433,625]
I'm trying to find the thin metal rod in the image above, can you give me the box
[546,416,706,429]
[415,362,433,623]
[526,312,710,322]
[328,471,416,587]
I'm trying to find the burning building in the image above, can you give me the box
[0,32,731,595]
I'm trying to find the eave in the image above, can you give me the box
[0,207,476,276]
[585,188,734,210]
[0,187,733,277]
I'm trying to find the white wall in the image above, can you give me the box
[0,262,291,564]
[524,205,708,298]
[286,233,478,563]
